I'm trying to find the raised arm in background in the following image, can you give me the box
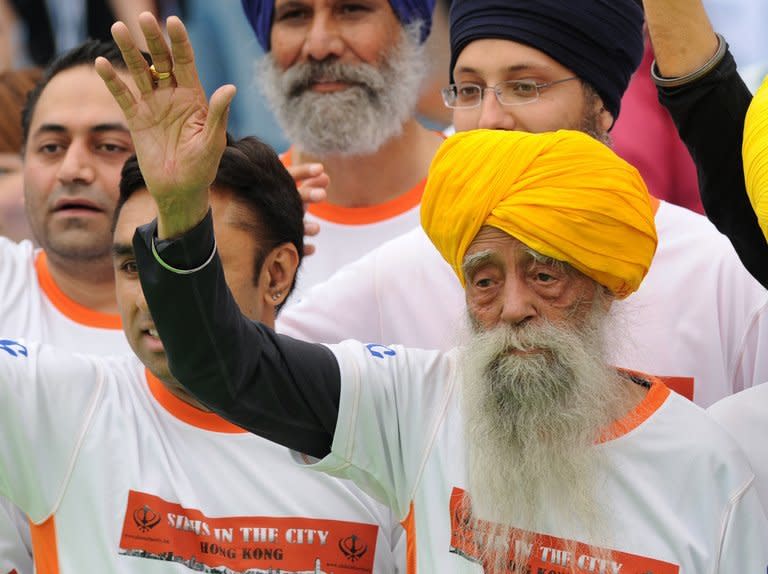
[643,0,768,287]
[96,13,342,457]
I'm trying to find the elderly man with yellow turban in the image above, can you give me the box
[277,0,768,414]
[115,79,767,569]
[95,13,768,561]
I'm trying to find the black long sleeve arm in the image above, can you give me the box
[657,50,768,287]
[133,213,341,458]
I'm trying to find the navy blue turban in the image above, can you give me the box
[449,0,644,122]
[242,0,436,52]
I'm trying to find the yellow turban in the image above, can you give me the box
[743,75,768,242]
[421,129,657,299]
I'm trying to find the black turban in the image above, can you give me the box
[449,0,644,122]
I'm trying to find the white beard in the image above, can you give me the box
[460,306,632,569]
[257,23,426,157]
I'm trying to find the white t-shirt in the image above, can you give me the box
[0,238,132,574]
[0,238,130,354]
[281,150,424,303]
[309,340,768,572]
[0,340,402,573]
[708,382,768,511]
[278,200,768,407]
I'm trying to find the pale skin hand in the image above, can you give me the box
[95,12,236,239]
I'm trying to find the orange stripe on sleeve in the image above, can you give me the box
[29,515,59,574]
[400,502,417,574]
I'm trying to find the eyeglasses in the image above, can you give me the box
[441,77,580,109]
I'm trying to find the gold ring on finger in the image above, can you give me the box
[149,64,173,82]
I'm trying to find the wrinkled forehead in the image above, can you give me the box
[463,226,573,274]
[466,225,523,250]
[464,227,526,266]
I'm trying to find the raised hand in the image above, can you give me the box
[95,12,236,239]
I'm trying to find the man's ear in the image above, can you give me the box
[588,89,615,134]
[262,242,300,309]
[600,107,615,133]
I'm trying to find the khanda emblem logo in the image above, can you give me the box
[339,534,368,562]
[133,504,161,532]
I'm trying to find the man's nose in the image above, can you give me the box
[302,14,345,62]
[500,274,537,326]
[476,90,518,131]
[56,141,95,186]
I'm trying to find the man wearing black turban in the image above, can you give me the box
[448,0,644,130]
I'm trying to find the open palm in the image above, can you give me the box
[96,13,235,236]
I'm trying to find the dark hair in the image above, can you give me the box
[117,135,305,312]
[21,39,150,146]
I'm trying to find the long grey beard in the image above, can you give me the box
[460,310,630,568]
[257,23,426,157]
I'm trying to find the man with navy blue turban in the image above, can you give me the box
[239,0,445,299]
[243,0,436,51]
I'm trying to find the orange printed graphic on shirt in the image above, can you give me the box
[119,490,378,573]
[449,488,679,573]
[656,376,694,401]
